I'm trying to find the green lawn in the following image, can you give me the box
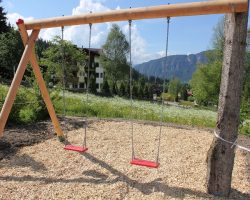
[53,91,250,136]
[0,84,249,136]
[54,91,217,127]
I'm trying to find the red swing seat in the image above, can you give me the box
[64,145,88,153]
[130,158,159,168]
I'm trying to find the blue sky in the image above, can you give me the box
[2,0,249,64]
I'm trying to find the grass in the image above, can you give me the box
[0,84,249,136]
[53,91,217,128]
[53,91,250,136]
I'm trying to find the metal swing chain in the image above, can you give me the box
[129,19,135,160]
[156,17,170,163]
[83,22,92,147]
[61,24,68,144]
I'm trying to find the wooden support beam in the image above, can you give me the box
[24,0,248,30]
[17,20,64,138]
[206,11,248,197]
[0,30,39,137]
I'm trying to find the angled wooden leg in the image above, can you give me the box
[17,19,64,138]
[0,30,40,137]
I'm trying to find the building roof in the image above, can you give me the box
[82,48,102,56]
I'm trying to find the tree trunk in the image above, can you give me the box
[206,11,248,197]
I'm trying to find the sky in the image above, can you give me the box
[2,0,249,64]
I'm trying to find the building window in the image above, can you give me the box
[96,83,99,89]
[100,73,103,78]
[96,73,99,78]
[79,83,84,88]
[95,62,99,67]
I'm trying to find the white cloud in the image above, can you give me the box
[72,0,109,15]
[122,23,165,64]
[6,13,33,29]
[6,0,166,64]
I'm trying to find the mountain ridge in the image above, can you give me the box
[134,51,208,82]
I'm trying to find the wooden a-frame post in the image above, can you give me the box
[0,20,64,139]
[206,10,249,197]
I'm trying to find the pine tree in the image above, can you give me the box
[119,82,126,97]
[181,84,189,101]
[132,84,138,99]
[0,0,10,34]
[89,74,97,94]
[143,84,149,100]
[148,84,153,100]
[138,85,144,99]
[101,79,111,96]
[111,82,118,96]
[125,82,130,98]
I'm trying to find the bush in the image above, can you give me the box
[0,84,48,124]
[188,96,195,102]
[179,101,194,107]
[161,93,175,102]
[19,108,36,123]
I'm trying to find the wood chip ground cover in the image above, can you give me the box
[0,119,249,199]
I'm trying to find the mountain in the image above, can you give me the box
[134,51,208,82]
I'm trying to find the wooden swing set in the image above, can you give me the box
[0,0,248,194]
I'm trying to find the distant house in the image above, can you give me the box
[72,48,104,93]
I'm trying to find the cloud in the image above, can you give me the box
[6,13,33,29]
[6,0,165,64]
[72,0,109,15]
[122,23,165,64]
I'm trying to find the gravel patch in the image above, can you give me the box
[0,119,249,199]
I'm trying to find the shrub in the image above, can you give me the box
[19,107,36,123]
[0,84,48,124]
[179,101,194,107]
[161,93,175,102]
[188,96,195,102]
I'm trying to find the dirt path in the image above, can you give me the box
[0,118,249,199]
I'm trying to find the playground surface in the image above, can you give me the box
[0,118,249,199]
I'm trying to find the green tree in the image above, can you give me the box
[147,84,153,100]
[0,28,23,79]
[101,78,111,96]
[41,36,85,87]
[189,18,226,106]
[190,18,250,106]
[143,84,149,99]
[168,78,182,102]
[138,85,144,99]
[132,83,138,99]
[100,24,129,84]
[119,81,126,97]
[125,81,130,98]
[181,84,189,101]
[89,74,96,94]
[190,60,221,105]
[36,38,50,60]
[111,82,118,96]
[0,0,10,34]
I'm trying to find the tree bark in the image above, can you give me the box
[206,11,248,197]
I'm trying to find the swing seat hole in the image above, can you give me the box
[130,159,159,168]
[64,145,88,153]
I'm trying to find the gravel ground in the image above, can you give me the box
[0,118,249,200]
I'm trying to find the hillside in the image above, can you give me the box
[134,51,208,82]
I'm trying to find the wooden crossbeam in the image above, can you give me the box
[24,0,248,30]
